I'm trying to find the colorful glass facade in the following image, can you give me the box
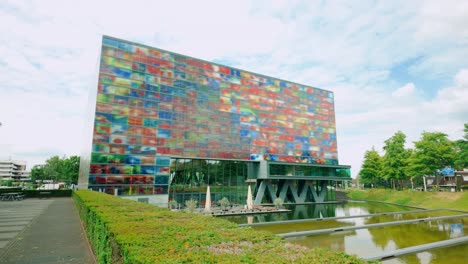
[79,36,345,198]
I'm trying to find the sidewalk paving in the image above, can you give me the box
[0,197,95,264]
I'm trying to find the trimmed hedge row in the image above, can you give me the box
[73,190,370,264]
[0,187,22,194]
[23,189,72,198]
[0,188,72,197]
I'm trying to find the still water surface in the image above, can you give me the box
[221,202,468,263]
[224,201,416,224]
[285,217,468,259]
[382,243,468,264]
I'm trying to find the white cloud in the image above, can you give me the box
[425,69,468,117]
[336,69,468,176]
[0,0,466,176]
[392,83,415,97]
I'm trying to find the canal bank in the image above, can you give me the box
[345,189,468,212]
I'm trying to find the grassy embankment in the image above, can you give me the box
[346,188,468,211]
[74,190,371,263]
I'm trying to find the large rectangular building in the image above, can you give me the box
[79,36,350,206]
[0,160,29,181]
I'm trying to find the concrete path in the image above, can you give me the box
[0,198,95,264]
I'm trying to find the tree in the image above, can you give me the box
[62,156,80,184]
[359,147,384,187]
[43,156,62,183]
[407,132,455,181]
[31,165,46,182]
[404,149,428,189]
[454,123,468,170]
[31,155,81,184]
[382,131,410,190]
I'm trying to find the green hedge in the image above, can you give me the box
[0,188,72,197]
[73,190,370,264]
[23,189,72,198]
[0,187,22,194]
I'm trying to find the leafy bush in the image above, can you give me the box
[218,197,230,210]
[274,198,284,208]
[73,190,370,264]
[168,200,177,209]
[184,199,198,212]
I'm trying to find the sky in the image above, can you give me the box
[0,0,467,177]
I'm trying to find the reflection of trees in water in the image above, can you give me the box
[368,218,468,262]
[365,212,421,226]
[291,204,337,219]
[388,243,468,264]
[364,210,464,227]
[236,204,340,223]
[289,204,336,219]
[271,213,288,222]
[361,202,414,214]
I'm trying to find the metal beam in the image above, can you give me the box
[365,236,468,261]
[268,176,350,181]
[254,180,278,205]
[277,214,468,238]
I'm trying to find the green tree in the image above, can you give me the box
[30,165,46,182]
[407,132,455,188]
[454,123,468,170]
[62,156,80,184]
[34,155,81,184]
[382,131,410,190]
[43,156,62,183]
[358,147,384,187]
[404,149,423,189]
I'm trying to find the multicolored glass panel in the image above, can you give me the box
[88,36,339,194]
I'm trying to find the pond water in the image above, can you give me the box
[251,209,463,234]
[284,217,468,260]
[221,202,468,263]
[223,201,417,225]
[382,243,468,264]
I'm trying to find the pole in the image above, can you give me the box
[423,176,427,192]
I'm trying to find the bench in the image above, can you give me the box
[0,192,24,201]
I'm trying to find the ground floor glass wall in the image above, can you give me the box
[269,163,351,177]
[169,158,249,208]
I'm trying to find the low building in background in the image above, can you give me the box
[455,169,468,191]
[424,167,468,192]
[0,160,30,182]
[79,36,352,207]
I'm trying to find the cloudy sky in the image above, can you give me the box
[1,0,467,176]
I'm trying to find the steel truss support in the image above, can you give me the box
[254,179,330,204]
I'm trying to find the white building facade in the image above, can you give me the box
[0,160,30,181]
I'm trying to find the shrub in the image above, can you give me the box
[218,197,230,210]
[168,200,178,209]
[274,198,284,209]
[185,199,198,212]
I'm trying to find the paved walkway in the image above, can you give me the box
[0,198,95,264]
